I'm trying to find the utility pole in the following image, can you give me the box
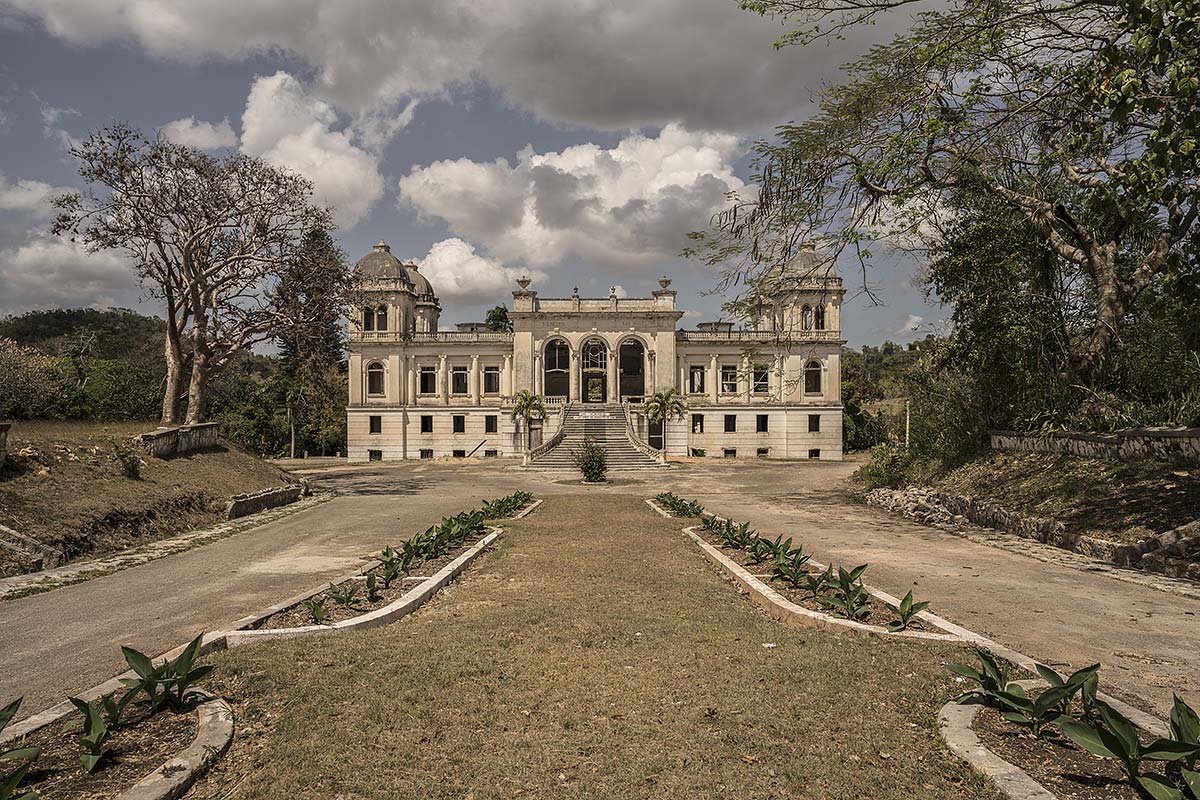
[904,400,911,449]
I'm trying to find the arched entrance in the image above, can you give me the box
[581,339,608,403]
[544,339,570,398]
[618,339,645,401]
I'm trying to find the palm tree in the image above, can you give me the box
[644,388,685,460]
[510,390,546,452]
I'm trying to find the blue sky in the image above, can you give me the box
[0,1,942,347]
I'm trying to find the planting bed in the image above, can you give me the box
[971,705,1141,800]
[16,701,196,800]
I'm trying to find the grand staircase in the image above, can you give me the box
[529,404,664,470]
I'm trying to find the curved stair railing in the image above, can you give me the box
[524,404,569,465]
[622,401,666,463]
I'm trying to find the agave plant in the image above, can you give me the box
[771,546,812,589]
[817,564,871,621]
[802,565,833,600]
[744,536,776,566]
[1,698,40,800]
[947,648,1014,707]
[326,582,360,607]
[886,590,930,632]
[68,697,111,774]
[303,598,329,625]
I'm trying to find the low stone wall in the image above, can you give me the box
[138,423,221,458]
[0,422,9,467]
[227,484,305,520]
[0,522,63,571]
[866,487,1200,580]
[990,428,1200,466]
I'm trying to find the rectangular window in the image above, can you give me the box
[753,366,769,394]
[724,414,737,433]
[419,367,436,395]
[756,414,768,433]
[720,365,738,394]
[420,415,433,433]
[419,448,433,459]
[451,367,468,395]
[453,415,465,433]
[368,449,382,461]
[691,413,704,434]
[484,449,498,457]
[485,415,498,434]
[757,447,769,458]
[483,366,501,394]
[688,366,706,394]
[369,415,382,434]
[367,367,385,396]
[808,414,821,432]
[452,449,466,458]
[723,447,737,458]
[808,448,821,459]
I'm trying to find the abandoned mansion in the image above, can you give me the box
[347,241,846,464]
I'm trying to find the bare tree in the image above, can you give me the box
[53,124,353,424]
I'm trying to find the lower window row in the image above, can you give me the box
[369,414,500,434]
[690,413,822,434]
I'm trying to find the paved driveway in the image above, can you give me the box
[2,457,1196,720]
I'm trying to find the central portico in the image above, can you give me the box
[511,277,682,406]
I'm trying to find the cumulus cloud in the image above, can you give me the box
[161,115,237,149]
[0,234,136,314]
[0,173,68,217]
[415,238,546,305]
[3,0,909,133]
[890,313,924,336]
[399,125,746,269]
[240,71,384,228]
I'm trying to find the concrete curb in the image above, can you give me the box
[117,692,234,800]
[510,498,544,519]
[938,680,1056,800]
[223,527,503,646]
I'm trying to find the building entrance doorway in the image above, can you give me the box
[581,340,608,404]
[618,339,645,400]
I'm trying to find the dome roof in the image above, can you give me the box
[760,243,839,291]
[405,262,434,298]
[354,241,413,286]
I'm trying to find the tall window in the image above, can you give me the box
[544,340,570,398]
[451,367,468,395]
[419,367,436,395]
[801,305,813,330]
[804,360,822,394]
[720,365,738,394]
[691,413,704,433]
[363,308,374,332]
[483,366,501,394]
[752,365,769,394]
[366,363,385,396]
[814,305,826,330]
[688,366,706,394]
[375,306,388,331]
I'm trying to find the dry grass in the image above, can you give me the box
[191,494,1000,800]
[933,451,1200,541]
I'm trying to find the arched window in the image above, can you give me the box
[367,362,385,396]
[363,307,375,332]
[814,305,826,330]
[375,306,388,332]
[582,340,607,371]
[801,305,814,330]
[543,339,570,397]
[804,360,822,394]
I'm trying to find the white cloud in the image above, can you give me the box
[240,71,384,228]
[161,116,237,149]
[33,92,78,150]
[398,124,746,269]
[415,238,546,305]
[0,234,136,314]
[0,173,68,217]
[3,0,909,133]
[890,314,924,336]
[611,285,627,298]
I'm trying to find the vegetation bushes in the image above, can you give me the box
[481,491,535,519]
[571,437,607,482]
[653,492,703,517]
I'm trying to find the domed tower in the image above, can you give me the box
[753,243,843,336]
[351,240,440,335]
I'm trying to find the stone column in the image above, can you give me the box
[646,350,656,395]
[502,353,513,398]
[569,351,580,403]
[607,348,618,402]
[405,356,416,406]
[741,353,751,402]
[772,354,784,403]
[533,352,542,396]
[388,353,402,403]
[438,355,448,404]
[469,355,481,405]
[348,353,363,405]
[708,353,719,404]
[678,357,686,396]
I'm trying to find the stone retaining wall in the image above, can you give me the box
[990,428,1200,466]
[867,487,1200,580]
[0,422,9,467]
[227,484,305,519]
[138,423,221,458]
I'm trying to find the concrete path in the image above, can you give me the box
[2,457,1196,722]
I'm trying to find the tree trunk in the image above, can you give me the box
[185,352,210,425]
[161,330,185,425]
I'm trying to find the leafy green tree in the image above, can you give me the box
[0,337,66,419]
[485,305,513,332]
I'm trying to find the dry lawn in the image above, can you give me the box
[192,494,999,800]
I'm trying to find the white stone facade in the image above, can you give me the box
[347,241,846,462]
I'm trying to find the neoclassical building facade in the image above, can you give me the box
[347,241,845,462]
